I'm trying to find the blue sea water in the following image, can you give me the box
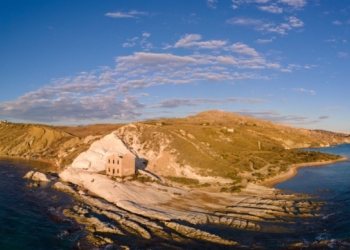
[1,144,350,249]
[274,144,350,248]
[0,160,80,250]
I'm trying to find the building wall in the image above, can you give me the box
[106,155,122,177]
[121,153,136,176]
[106,153,136,177]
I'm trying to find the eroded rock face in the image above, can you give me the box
[70,133,133,172]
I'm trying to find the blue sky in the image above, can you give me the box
[0,0,349,132]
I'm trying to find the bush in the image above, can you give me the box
[165,176,199,185]
[220,185,243,193]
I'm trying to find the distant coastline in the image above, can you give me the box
[259,157,348,188]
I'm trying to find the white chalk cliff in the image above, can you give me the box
[69,133,132,172]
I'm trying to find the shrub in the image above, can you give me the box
[165,176,199,185]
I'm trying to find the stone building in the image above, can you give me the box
[106,152,136,177]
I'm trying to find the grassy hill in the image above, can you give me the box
[0,110,348,188]
[0,122,123,169]
[113,110,349,189]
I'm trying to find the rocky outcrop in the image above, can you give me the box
[32,172,51,182]
[23,171,34,179]
[24,171,51,182]
[164,221,236,246]
[55,172,324,246]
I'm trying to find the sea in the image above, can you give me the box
[0,144,350,249]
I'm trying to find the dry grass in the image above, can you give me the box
[141,110,347,184]
[0,110,348,182]
[57,124,125,138]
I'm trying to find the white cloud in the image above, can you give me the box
[281,63,317,73]
[236,109,316,125]
[338,52,348,58]
[207,0,218,9]
[325,38,337,43]
[292,88,316,95]
[174,34,228,49]
[232,0,306,11]
[142,32,151,38]
[258,4,283,13]
[227,16,303,34]
[288,16,304,27]
[278,0,306,9]
[231,42,260,57]
[116,52,200,68]
[227,18,263,26]
[217,55,238,65]
[152,97,266,108]
[319,115,329,120]
[105,10,148,19]
[122,42,136,48]
[0,35,284,123]
[332,20,342,25]
[255,38,274,43]
[232,0,271,6]
[304,64,316,69]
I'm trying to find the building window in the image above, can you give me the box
[113,169,115,174]
[113,160,115,164]
[117,160,119,165]
[117,169,119,174]
[108,168,110,173]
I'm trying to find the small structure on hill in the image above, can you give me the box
[106,152,136,177]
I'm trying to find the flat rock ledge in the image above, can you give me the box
[52,173,324,247]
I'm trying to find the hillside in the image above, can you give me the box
[0,122,123,169]
[0,110,349,188]
[114,110,349,189]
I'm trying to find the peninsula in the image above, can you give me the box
[1,110,349,248]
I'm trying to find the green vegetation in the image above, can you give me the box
[165,176,200,185]
[220,185,243,193]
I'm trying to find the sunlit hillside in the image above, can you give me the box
[0,110,349,190]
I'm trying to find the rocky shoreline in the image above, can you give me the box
[12,125,349,248]
[19,155,348,249]
[44,173,323,248]
[18,131,349,248]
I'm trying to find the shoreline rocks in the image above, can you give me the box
[52,175,323,248]
[23,171,51,182]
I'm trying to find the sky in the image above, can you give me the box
[0,0,349,132]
